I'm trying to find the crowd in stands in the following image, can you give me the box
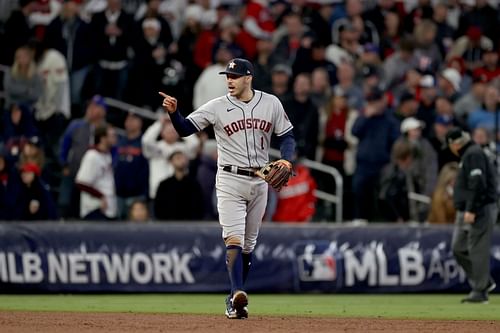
[0,0,499,223]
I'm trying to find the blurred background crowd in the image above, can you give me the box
[0,0,499,223]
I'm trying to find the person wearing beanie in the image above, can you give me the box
[10,162,58,221]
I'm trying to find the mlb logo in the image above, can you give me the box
[297,253,336,281]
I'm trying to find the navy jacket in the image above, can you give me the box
[352,111,400,173]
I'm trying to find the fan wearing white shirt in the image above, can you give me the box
[76,124,118,220]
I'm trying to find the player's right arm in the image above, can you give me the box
[159,92,198,137]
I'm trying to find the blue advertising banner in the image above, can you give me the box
[0,222,499,293]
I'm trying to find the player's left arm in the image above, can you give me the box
[273,96,295,162]
[276,130,296,162]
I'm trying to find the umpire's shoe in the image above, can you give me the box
[225,291,249,319]
[486,279,496,293]
[461,291,488,304]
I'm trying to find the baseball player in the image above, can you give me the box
[159,58,295,319]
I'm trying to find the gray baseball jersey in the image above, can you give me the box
[187,90,293,168]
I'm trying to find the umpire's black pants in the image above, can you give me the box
[452,203,498,292]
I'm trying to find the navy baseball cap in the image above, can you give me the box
[435,114,454,126]
[91,95,107,110]
[219,58,254,77]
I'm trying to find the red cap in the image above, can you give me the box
[467,26,482,41]
[20,163,41,176]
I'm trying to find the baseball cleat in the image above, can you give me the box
[461,291,488,304]
[225,291,249,319]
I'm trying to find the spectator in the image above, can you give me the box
[173,4,204,112]
[310,67,332,110]
[196,139,218,220]
[134,0,173,50]
[238,0,274,59]
[18,135,45,173]
[303,3,333,47]
[399,117,438,218]
[379,139,416,223]
[472,45,500,84]
[332,0,379,47]
[446,56,471,95]
[334,62,364,111]
[193,46,233,109]
[363,0,403,37]
[447,26,493,71]
[0,153,15,220]
[358,43,382,70]
[321,88,358,175]
[383,37,417,90]
[454,76,487,126]
[432,0,455,59]
[351,87,400,221]
[456,0,498,43]
[274,11,307,67]
[270,64,292,102]
[130,17,172,109]
[413,19,441,73]
[114,113,149,220]
[325,23,360,66]
[394,91,419,121]
[271,161,317,223]
[416,75,437,137]
[252,35,278,93]
[283,73,319,160]
[2,103,39,147]
[142,117,199,199]
[44,0,95,112]
[59,95,107,217]
[438,67,462,102]
[379,9,402,59]
[11,162,57,220]
[427,162,458,224]
[293,39,337,86]
[128,199,150,223]
[211,16,244,64]
[89,0,134,101]
[2,0,37,65]
[472,127,497,163]
[154,150,204,220]
[429,114,460,171]
[403,0,433,35]
[467,85,500,133]
[32,40,71,160]
[359,64,381,97]
[3,45,43,108]
[75,124,117,220]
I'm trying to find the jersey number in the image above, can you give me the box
[260,137,264,150]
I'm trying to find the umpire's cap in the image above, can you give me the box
[219,58,254,77]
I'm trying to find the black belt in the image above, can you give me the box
[222,165,258,177]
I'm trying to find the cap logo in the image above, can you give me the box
[247,70,250,74]
[229,61,236,69]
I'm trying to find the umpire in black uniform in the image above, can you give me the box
[446,128,498,303]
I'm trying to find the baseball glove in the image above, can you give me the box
[255,159,293,191]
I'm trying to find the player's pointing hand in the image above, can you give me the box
[159,91,177,114]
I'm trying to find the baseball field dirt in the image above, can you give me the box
[2,311,500,333]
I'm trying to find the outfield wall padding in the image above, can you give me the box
[0,222,499,293]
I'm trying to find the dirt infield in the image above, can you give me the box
[1,311,500,333]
